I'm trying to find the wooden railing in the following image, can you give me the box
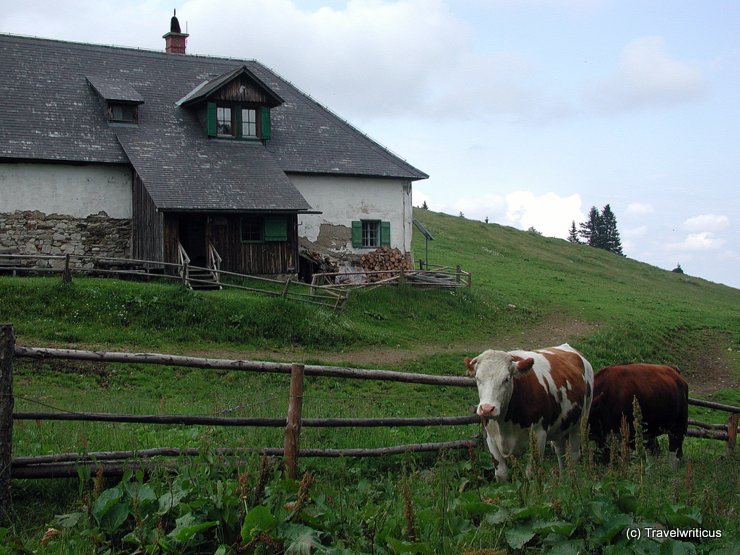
[207,241,222,285]
[0,253,348,311]
[176,241,191,287]
[310,264,471,290]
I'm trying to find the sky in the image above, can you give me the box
[1,0,738,288]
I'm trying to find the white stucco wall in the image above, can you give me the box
[289,174,413,255]
[0,162,133,218]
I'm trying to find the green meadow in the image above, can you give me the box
[0,207,737,553]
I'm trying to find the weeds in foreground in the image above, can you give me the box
[1,428,736,554]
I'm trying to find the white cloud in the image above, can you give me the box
[683,214,730,232]
[666,232,725,251]
[626,203,654,216]
[443,194,507,220]
[504,191,584,237]
[181,0,472,119]
[588,36,705,112]
[622,226,648,239]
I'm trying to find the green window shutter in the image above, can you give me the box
[351,221,362,248]
[264,216,288,242]
[207,102,217,137]
[260,106,271,140]
[380,221,391,247]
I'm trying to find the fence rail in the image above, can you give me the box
[0,253,348,310]
[1,325,480,494]
[310,264,471,290]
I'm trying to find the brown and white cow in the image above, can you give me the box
[589,364,688,466]
[465,343,593,481]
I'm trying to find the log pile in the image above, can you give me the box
[359,247,413,282]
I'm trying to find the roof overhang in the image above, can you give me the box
[178,65,284,108]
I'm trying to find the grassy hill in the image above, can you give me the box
[409,209,739,398]
[1,208,739,552]
[2,207,737,394]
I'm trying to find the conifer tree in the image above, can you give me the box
[578,204,623,255]
[567,220,580,243]
[600,204,623,255]
[579,206,601,246]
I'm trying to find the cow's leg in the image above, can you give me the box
[550,440,564,476]
[667,432,684,469]
[568,426,582,463]
[485,433,509,481]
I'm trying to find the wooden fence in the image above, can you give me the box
[310,264,471,290]
[0,324,737,519]
[0,324,480,516]
[0,254,348,310]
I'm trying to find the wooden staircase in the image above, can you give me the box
[178,242,223,291]
[187,268,222,290]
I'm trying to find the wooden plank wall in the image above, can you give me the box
[209,214,298,275]
[131,175,164,263]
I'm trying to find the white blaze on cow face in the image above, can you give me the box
[465,350,534,418]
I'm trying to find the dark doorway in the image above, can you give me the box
[179,215,207,266]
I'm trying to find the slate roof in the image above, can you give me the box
[86,75,144,104]
[0,34,427,212]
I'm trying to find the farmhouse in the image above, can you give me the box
[0,15,427,279]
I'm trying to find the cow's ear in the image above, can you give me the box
[464,356,476,377]
[513,357,534,374]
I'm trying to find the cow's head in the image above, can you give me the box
[465,350,534,418]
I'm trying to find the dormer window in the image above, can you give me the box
[241,108,257,138]
[217,106,232,136]
[108,103,138,123]
[207,102,271,141]
[86,75,144,126]
[178,65,283,141]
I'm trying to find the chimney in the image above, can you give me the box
[163,9,188,54]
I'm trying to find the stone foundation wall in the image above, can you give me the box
[0,211,131,268]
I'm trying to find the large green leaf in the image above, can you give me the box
[241,506,277,541]
[593,514,633,546]
[167,512,218,543]
[55,512,84,529]
[533,519,576,537]
[158,487,189,515]
[99,502,130,533]
[664,504,702,528]
[92,486,123,523]
[505,524,536,549]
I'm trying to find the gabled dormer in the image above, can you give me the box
[177,66,284,142]
[86,75,144,124]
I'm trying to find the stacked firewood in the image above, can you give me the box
[359,247,413,282]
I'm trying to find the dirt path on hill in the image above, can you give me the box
[19,314,736,397]
[188,314,737,398]
[192,314,600,367]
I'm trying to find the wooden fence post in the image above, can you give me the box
[282,278,292,299]
[283,364,304,479]
[727,413,738,457]
[0,324,15,522]
[63,254,72,283]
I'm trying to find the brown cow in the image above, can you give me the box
[465,343,593,481]
[589,364,688,465]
